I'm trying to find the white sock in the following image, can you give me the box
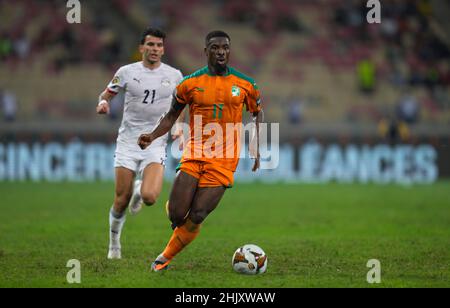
[135,180,142,198]
[109,207,126,249]
[130,179,143,205]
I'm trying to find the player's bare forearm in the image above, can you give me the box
[99,90,115,102]
[252,109,263,172]
[96,90,115,114]
[173,108,186,136]
[172,108,186,149]
[138,99,185,150]
[153,107,182,138]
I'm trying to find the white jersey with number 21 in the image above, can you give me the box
[107,61,183,151]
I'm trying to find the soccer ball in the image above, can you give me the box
[232,244,267,275]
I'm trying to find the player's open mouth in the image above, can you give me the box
[217,58,226,64]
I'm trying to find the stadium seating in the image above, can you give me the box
[1,0,449,132]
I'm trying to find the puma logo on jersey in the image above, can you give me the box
[195,87,205,92]
[133,78,141,83]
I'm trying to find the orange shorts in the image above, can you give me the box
[176,160,234,188]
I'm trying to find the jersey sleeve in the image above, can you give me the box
[174,79,191,105]
[244,82,262,113]
[107,67,127,94]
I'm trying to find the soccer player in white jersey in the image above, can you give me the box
[96,28,184,259]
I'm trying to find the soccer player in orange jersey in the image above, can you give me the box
[138,30,263,271]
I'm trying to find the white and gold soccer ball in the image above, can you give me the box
[232,244,267,275]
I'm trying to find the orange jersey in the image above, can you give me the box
[176,66,262,171]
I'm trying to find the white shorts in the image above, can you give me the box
[114,144,167,176]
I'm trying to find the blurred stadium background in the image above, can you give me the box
[0,0,449,183]
[0,0,450,288]
[1,0,450,184]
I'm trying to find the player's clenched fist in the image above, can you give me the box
[138,133,153,150]
[96,100,110,114]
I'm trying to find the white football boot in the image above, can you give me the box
[129,179,143,216]
[107,246,122,259]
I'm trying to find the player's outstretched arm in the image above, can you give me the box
[138,97,186,150]
[172,108,186,150]
[96,90,115,115]
[250,109,264,172]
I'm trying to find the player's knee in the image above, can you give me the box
[169,209,188,226]
[189,209,208,225]
[169,212,183,225]
[141,191,158,206]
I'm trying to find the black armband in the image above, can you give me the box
[173,101,186,112]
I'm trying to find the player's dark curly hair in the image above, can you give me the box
[140,28,166,44]
[205,30,231,46]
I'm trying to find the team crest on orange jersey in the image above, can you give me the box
[231,86,241,97]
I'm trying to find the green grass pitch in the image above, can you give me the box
[0,181,449,288]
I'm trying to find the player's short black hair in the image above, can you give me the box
[205,30,231,46]
[140,27,166,44]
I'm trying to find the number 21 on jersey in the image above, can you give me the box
[143,90,156,104]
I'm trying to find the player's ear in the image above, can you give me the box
[139,44,144,54]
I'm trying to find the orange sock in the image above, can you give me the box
[162,219,200,260]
